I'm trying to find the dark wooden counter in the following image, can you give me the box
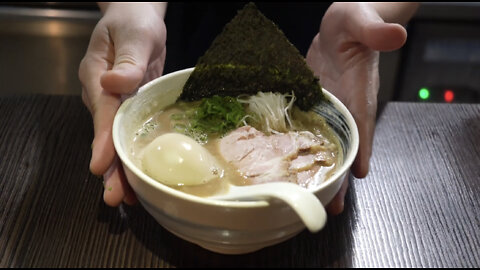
[0,95,479,267]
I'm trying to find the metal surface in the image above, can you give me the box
[395,2,480,103]
[0,6,100,96]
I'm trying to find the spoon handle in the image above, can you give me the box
[212,182,327,233]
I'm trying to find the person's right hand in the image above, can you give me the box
[79,2,167,207]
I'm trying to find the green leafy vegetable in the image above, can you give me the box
[172,95,247,143]
[193,95,247,134]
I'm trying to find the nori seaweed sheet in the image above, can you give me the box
[180,2,324,111]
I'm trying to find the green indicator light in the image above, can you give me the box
[419,88,430,100]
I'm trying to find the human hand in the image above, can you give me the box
[79,2,167,207]
[306,2,419,215]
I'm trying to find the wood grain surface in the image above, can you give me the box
[0,95,479,267]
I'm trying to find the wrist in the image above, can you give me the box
[367,2,420,25]
[98,2,168,19]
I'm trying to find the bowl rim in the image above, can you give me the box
[112,68,359,208]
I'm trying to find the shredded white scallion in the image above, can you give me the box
[238,91,296,134]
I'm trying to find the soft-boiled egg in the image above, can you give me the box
[141,133,223,186]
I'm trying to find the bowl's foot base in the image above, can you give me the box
[163,225,303,255]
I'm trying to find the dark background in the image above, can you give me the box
[1,2,479,104]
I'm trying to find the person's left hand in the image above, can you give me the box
[306,2,412,215]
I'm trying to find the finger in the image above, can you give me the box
[90,98,118,177]
[100,28,155,95]
[326,173,349,215]
[351,103,376,179]
[344,51,379,179]
[140,49,166,86]
[79,56,120,176]
[103,157,137,207]
[81,89,92,114]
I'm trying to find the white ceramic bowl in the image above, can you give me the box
[112,68,359,254]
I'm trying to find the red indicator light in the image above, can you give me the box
[444,90,454,103]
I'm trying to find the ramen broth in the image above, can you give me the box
[130,100,343,197]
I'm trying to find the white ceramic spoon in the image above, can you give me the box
[209,182,327,233]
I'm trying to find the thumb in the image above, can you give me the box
[362,22,407,52]
[100,39,153,95]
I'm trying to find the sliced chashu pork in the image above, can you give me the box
[218,126,337,188]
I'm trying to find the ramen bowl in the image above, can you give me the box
[112,68,359,254]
